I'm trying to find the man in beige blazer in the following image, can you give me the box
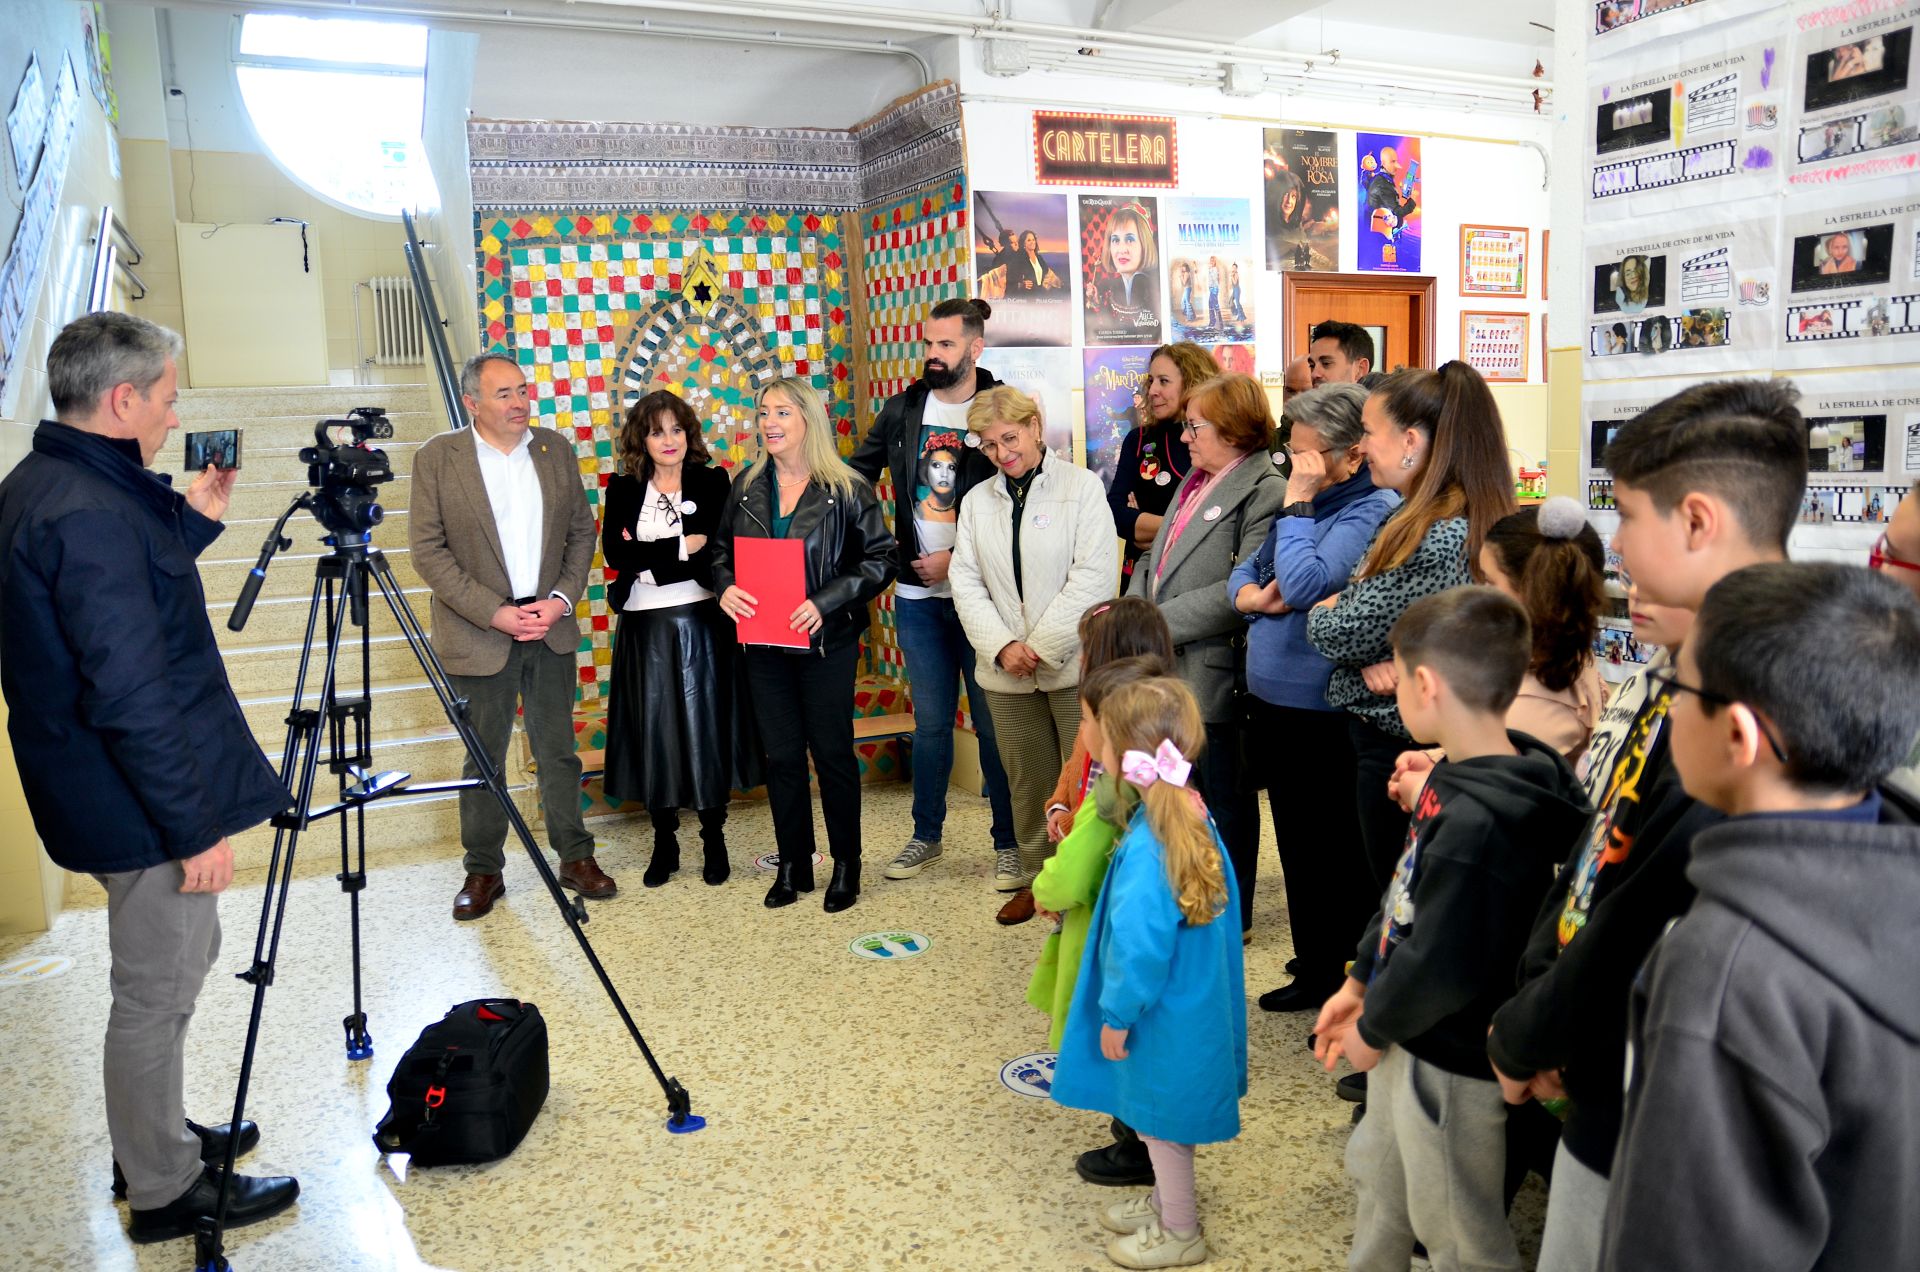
[410,353,611,919]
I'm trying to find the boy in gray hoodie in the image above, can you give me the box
[1601,563,1920,1271]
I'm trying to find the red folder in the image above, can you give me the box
[733,537,810,649]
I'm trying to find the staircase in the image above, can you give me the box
[173,383,515,878]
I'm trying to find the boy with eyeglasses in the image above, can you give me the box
[1486,379,1805,1272]
[1600,563,1920,1271]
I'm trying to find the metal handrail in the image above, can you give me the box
[87,206,147,313]
[400,208,468,431]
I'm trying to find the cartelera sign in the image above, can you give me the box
[1032,112,1179,187]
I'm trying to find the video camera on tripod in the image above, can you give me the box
[299,406,396,536]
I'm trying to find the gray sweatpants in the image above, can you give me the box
[1536,1138,1609,1272]
[1345,1045,1521,1272]
[97,862,222,1209]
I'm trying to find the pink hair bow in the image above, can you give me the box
[1121,740,1192,790]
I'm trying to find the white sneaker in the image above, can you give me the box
[1107,1220,1208,1268]
[1100,1194,1159,1235]
[884,838,943,880]
[993,846,1026,892]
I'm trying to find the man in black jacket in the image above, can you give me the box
[849,297,1018,890]
[0,313,297,1243]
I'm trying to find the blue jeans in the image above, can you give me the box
[893,594,1016,849]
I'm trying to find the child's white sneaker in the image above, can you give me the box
[1100,1193,1159,1234]
[1106,1220,1208,1268]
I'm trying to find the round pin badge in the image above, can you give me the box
[1203,505,1224,521]
[756,851,827,870]
[848,931,931,960]
[999,1053,1058,1098]
[0,955,74,987]
[1033,513,1052,529]
[1155,471,1172,486]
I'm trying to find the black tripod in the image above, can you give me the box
[196,495,699,1272]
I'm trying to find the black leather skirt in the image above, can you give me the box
[603,599,762,811]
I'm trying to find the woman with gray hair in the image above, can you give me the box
[1226,382,1401,1013]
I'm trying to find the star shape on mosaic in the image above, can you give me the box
[679,251,725,318]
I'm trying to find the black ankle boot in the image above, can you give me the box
[823,858,860,913]
[764,858,813,908]
[698,808,729,886]
[643,812,680,888]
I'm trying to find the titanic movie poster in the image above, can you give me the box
[1264,128,1340,272]
[972,190,1072,347]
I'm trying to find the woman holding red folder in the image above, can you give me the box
[713,377,896,913]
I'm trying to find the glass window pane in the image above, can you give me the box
[238,15,426,68]
[235,66,431,217]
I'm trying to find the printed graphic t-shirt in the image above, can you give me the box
[895,393,972,601]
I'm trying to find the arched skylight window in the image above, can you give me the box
[233,14,432,218]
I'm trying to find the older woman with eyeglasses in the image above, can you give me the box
[1227,383,1400,1011]
[1127,371,1287,933]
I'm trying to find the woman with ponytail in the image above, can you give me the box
[1048,676,1246,1270]
[1307,362,1516,892]
[1390,496,1609,814]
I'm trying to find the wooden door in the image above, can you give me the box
[1281,273,1436,373]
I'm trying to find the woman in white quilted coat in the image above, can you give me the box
[950,385,1119,925]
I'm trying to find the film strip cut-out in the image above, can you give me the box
[1797,483,1910,525]
[1588,479,1617,511]
[1680,245,1730,302]
[1687,73,1739,132]
[1785,293,1919,342]
[1593,140,1738,199]
[1796,99,1920,165]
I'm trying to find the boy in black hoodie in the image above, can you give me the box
[1486,379,1805,1272]
[1602,564,1920,1271]
[1315,587,1589,1271]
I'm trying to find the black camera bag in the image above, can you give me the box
[374,998,549,1165]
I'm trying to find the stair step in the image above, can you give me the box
[174,385,440,421]
[238,679,459,742]
[197,543,423,601]
[217,580,434,645]
[220,633,436,696]
[227,788,479,878]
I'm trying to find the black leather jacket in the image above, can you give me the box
[712,464,897,654]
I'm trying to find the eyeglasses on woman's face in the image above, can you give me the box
[1869,532,1920,574]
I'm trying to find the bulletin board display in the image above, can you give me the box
[1461,310,1531,381]
[1460,224,1530,296]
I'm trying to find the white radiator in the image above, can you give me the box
[367,276,425,365]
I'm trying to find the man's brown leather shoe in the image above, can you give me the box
[453,873,504,921]
[558,856,617,899]
[996,886,1036,926]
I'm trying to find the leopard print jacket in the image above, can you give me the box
[1306,516,1472,740]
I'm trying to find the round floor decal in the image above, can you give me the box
[848,931,931,960]
[756,851,826,870]
[1000,1053,1058,1098]
[0,955,74,987]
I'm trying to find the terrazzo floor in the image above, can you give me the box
[0,782,1544,1271]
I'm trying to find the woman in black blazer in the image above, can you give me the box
[713,377,896,913]
[601,390,752,889]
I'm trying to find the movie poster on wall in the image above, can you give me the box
[1355,133,1423,272]
[1591,0,1777,53]
[1164,197,1255,345]
[978,347,1077,465]
[971,191,1072,347]
[1263,129,1341,271]
[1583,204,1780,378]
[1585,29,1785,221]
[1787,0,1920,188]
[1776,190,1920,369]
[1079,195,1164,347]
[1082,347,1152,490]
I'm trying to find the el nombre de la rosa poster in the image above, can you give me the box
[1081,347,1153,490]
[1264,128,1340,271]
[1165,196,1256,345]
[1079,194,1165,346]
[971,190,1073,347]
[1355,132,1423,272]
